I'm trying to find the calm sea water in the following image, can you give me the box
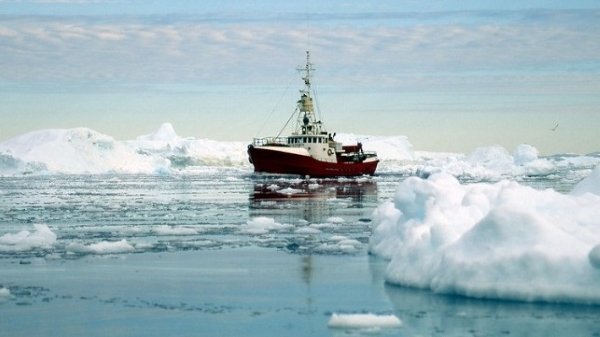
[1,172,599,336]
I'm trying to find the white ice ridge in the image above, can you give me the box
[328,313,402,329]
[369,166,600,304]
[4,122,598,177]
[0,224,56,252]
[0,123,249,175]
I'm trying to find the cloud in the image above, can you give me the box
[1,0,113,3]
[0,10,599,86]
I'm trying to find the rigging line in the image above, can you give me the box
[255,75,296,138]
[276,107,299,138]
[313,86,323,122]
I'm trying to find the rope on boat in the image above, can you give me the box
[255,75,296,138]
[276,107,299,138]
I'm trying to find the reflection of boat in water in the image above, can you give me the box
[250,178,377,202]
[247,51,379,177]
[249,177,378,225]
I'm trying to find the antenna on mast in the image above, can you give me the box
[298,50,314,93]
[297,51,315,114]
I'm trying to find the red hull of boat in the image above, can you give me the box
[248,145,378,177]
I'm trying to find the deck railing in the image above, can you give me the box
[252,137,289,146]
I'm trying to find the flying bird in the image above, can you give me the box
[551,123,559,131]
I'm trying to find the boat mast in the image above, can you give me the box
[297,51,321,136]
[300,51,313,97]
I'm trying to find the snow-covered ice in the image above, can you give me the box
[0,123,247,175]
[0,287,10,299]
[571,164,600,196]
[66,239,135,255]
[326,216,345,224]
[370,166,600,304]
[240,217,293,235]
[152,225,198,236]
[2,122,600,307]
[0,224,56,252]
[1,143,600,337]
[328,313,402,329]
[1,123,599,181]
[589,244,600,270]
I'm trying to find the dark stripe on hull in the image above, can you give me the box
[248,146,378,177]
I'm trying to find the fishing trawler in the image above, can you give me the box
[247,52,379,177]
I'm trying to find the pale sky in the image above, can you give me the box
[1,0,599,155]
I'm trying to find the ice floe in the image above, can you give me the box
[0,224,56,252]
[152,225,198,236]
[1,123,599,179]
[369,167,600,304]
[67,239,135,255]
[571,165,600,196]
[328,313,402,329]
[239,217,293,235]
[0,123,247,175]
[0,287,10,299]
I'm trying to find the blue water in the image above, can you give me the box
[1,173,599,336]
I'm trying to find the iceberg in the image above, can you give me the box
[130,123,248,168]
[0,127,165,174]
[369,167,600,304]
[0,123,248,175]
[0,123,599,179]
[405,144,556,180]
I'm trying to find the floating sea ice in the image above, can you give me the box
[310,222,338,230]
[0,224,56,252]
[0,287,10,299]
[571,165,600,196]
[328,313,402,329]
[512,143,539,165]
[152,225,198,236]
[2,123,599,178]
[277,187,303,196]
[589,244,600,270]
[295,227,322,235]
[240,217,293,235]
[370,171,600,304]
[0,123,252,175]
[297,219,309,226]
[338,239,363,253]
[326,216,345,224]
[317,236,363,254]
[308,183,320,190]
[67,239,135,255]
